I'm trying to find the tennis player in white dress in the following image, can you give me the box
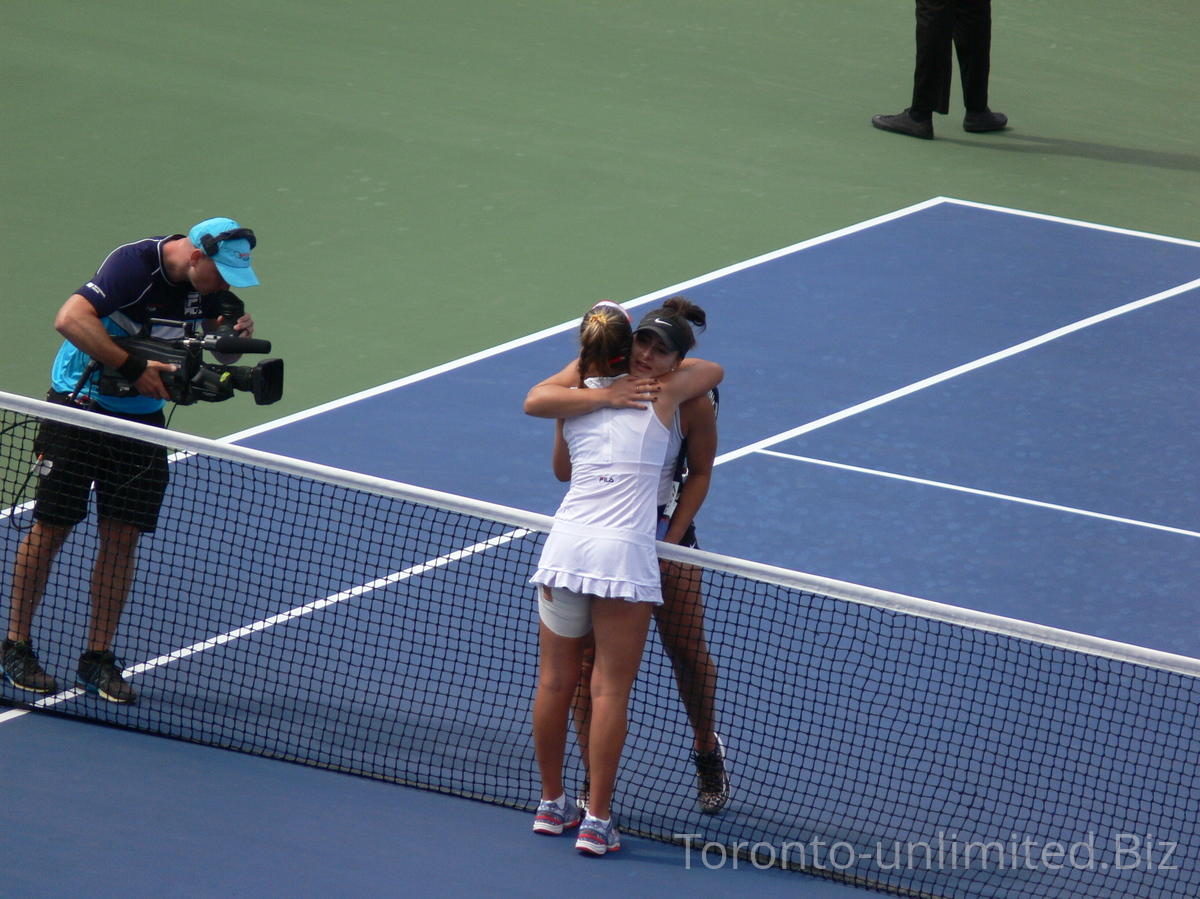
[525,300,722,856]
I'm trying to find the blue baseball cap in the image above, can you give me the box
[189,217,260,288]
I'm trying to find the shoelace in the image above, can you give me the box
[96,653,127,672]
[694,750,726,791]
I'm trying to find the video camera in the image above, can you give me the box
[96,295,283,406]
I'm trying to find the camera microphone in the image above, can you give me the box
[203,335,273,355]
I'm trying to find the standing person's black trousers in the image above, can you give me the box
[872,0,1005,139]
[912,0,992,117]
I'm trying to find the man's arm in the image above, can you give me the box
[55,294,176,400]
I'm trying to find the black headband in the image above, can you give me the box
[634,310,690,355]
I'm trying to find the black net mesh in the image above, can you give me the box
[2,395,1197,898]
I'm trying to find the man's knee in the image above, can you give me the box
[97,517,142,547]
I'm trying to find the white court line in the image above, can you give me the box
[225,195,1200,445]
[0,526,532,724]
[759,449,1200,540]
[0,499,33,523]
[222,197,954,442]
[714,276,1200,466]
[942,197,1200,249]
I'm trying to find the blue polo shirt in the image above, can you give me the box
[51,235,221,413]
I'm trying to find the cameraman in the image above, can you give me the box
[1,217,260,704]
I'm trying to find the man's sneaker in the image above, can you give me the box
[533,795,581,835]
[576,815,620,856]
[77,650,137,704]
[1,639,58,693]
[695,735,731,815]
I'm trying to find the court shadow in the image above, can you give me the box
[939,131,1200,173]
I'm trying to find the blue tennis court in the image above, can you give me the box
[4,198,1199,897]
[236,197,1200,658]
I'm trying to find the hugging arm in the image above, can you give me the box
[524,360,659,419]
[552,420,572,482]
[657,360,723,413]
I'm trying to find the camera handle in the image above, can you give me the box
[143,318,271,355]
[147,317,196,337]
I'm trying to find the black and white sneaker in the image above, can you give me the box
[77,650,137,704]
[694,735,730,815]
[1,639,58,693]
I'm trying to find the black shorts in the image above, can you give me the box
[32,391,169,533]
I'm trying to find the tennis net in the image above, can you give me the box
[1,390,1197,899]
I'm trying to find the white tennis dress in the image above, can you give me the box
[531,376,669,604]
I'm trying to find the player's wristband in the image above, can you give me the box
[656,515,671,542]
[117,353,148,382]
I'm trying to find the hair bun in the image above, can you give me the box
[662,296,706,331]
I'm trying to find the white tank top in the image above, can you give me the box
[530,376,669,603]
[555,377,669,531]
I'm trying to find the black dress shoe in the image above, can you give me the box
[871,109,934,140]
[963,108,1008,132]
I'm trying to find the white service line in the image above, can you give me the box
[715,276,1200,466]
[759,449,1200,540]
[222,198,954,443]
[941,197,1200,249]
[0,526,533,723]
